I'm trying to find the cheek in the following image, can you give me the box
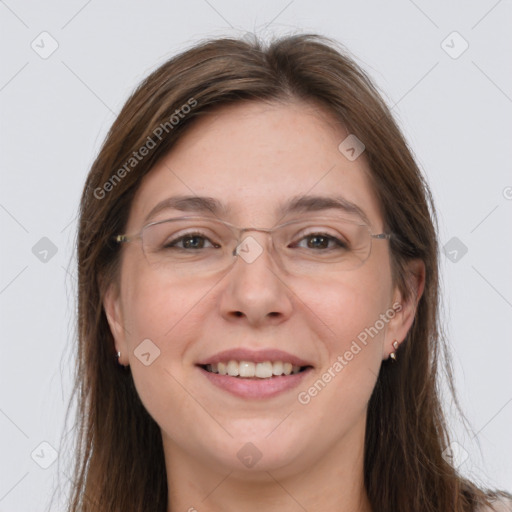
[293,264,392,418]
[298,264,393,356]
[118,257,224,406]
[120,254,212,347]
[118,263,211,442]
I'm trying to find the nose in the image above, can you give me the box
[218,232,294,327]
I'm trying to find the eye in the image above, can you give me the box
[163,232,219,250]
[293,232,349,250]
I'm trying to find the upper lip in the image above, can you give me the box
[197,348,313,368]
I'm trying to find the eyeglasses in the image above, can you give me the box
[114,215,392,276]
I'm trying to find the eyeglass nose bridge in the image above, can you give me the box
[231,226,278,265]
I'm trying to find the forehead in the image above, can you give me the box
[127,101,383,230]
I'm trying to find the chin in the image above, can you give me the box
[203,429,309,476]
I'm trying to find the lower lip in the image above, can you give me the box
[198,366,312,399]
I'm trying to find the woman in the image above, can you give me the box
[66,34,511,511]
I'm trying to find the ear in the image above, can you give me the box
[383,259,426,359]
[103,282,129,365]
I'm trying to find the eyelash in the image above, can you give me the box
[163,230,348,250]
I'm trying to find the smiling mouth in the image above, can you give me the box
[199,360,312,379]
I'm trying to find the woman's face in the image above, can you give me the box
[105,100,416,479]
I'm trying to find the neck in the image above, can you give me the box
[164,417,372,512]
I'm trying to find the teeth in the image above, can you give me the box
[272,361,283,376]
[204,360,302,378]
[255,362,273,378]
[239,361,255,377]
[226,360,239,377]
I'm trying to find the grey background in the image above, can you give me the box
[1,1,511,510]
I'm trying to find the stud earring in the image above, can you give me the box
[389,340,399,362]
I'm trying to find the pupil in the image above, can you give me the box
[183,236,204,249]
[308,235,328,249]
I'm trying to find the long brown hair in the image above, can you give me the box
[61,33,509,511]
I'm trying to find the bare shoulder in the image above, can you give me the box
[477,497,512,512]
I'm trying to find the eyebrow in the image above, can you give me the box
[144,195,231,222]
[278,194,370,225]
[144,194,371,225]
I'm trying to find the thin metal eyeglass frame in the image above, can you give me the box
[114,215,393,270]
